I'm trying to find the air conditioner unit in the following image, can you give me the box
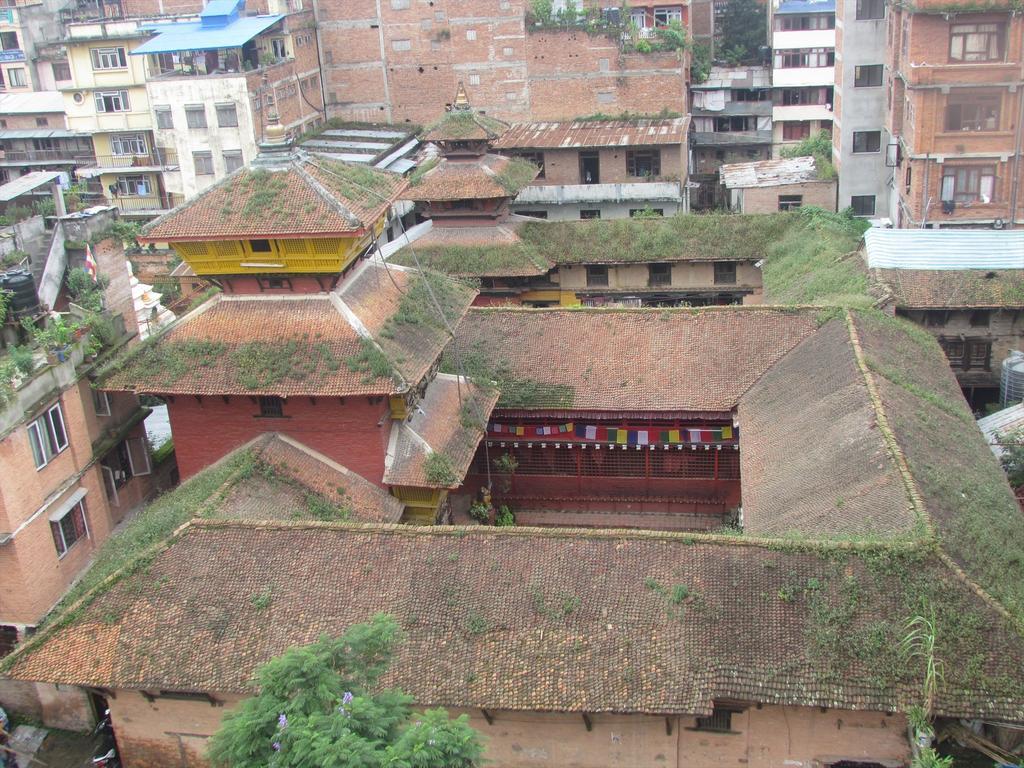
[72,92,85,104]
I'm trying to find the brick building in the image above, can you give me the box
[721,155,836,213]
[7,310,1024,765]
[107,128,496,522]
[865,227,1024,407]
[316,0,689,124]
[492,117,689,220]
[886,0,1024,227]
[0,91,95,189]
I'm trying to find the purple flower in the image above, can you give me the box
[272,742,281,752]
[278,713,288,729]
[342,691,354,705]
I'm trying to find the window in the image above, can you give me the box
[90,47,127,69]
[7,69,25,87]
[945,93,1000,132]
[53,62,71,81]
[778,194,804,211]
[941,165,996,203]
[693,707,737,733]
[713,262,737,284]
[648,263,672,287]
[949,22,1005,62]
[580,209,601,219]
[223,150,244,173]
[854,64,883,87]
[185,105,207,129]
[100,437,151,504]
[856,0,884,18]
[216,102,238,127]
[970,310,990,328]
[257,277,291,290]
[391,0,410,7]
[115,175,151,195]
[626,150,661,177]
[775,48,834,68]
[968,339,991,369]
[392,38,412,51]
[28,403,69,470]
[33,138,56,151]
[940,338,965,365]
[154,106,173,129]
[779,13,834,30]
[110,133,147,155]
[781,87,832,106]
[92,389,111,417]
[925,310,949,327]
[50,499,88,557]
[259,396,284,417]
[851,195,876,216]
[249,239,272,252]
[653,6,682,26]
[782,121,811,141]
[95,90,129,113]
[193,151,214,175]
[513,151,544,178]
[852,130,881,153]
[517,210,548,219]
[34,117,48,129]
[586,265,609,286]
[272,38,287,58]
[631,208,664,217]
[0,31,18,50]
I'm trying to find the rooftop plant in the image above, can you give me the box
[780,130,837,181]
[424,451,458,486]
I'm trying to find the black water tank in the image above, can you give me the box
[0,269,39,320]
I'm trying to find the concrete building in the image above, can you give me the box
[689,66,772,209]
[133,0,324,200]
[721,155,836,212]
[492,117,689,220]
[0,92,94,188]
[831,0,889,216]
[865,227,1024,407]
[886,0,1024,228]
[0,0,68,93]
[768,0,835,157]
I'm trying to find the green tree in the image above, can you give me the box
[780,130,836,180]
[718,0,767,64]
[208,614,485,768]
[999,428,1024,488]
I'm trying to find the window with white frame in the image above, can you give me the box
[271,38,287,58]
[110,133,147,155]
[653,6,683,26]
[94,90,129,113]
[7,69,26,87]
[115,174,151,196]
[92,389,111,417]
[28,403,68,470]
[941,165,996,203]
[100,437,151,506]
[50,497,88,557]
[90,47,127,70]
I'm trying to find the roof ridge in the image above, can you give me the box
[139,165,245,240]
[465,305,824,314]
[185,516,930,553]
[843,310,934,538]
[294,161,361,228]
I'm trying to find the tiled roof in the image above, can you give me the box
[384,374,499,488]
[421,109,509,142]
[492,118,687,150]
[405,154,539,201]
[141,154,406,242]
[8,520,1024,720]
[871,268,1024,308]
[100,262,478,397]
[451,308,819,410]
[720,157,821,189]
[99,295,389,397]
[242,434,404,523]
[389,223,553,278]
[739,318,916,537]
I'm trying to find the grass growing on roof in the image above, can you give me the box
[390,242,550,277]
[100,336,227,389]
[423,109,507,140]
[761,207,871,306]
[445,340,575,408]
[314,159,401,210]
[494,158,540,195]
[230,338,342,390]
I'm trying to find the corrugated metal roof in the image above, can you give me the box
[776,0,835,13]
[493,118,687,150]
[130,13,282,54]
[977,403,1024,457]
[690,130,772,146]
[720,156,819,188]
[0,171,63,201]
[0,129,82,139]
[693,66,771,90]
[0,91,65,114]
[864,228,1024,270]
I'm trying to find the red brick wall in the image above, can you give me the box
[530,145,685,185]
[167,395,392,485]
[739,181,836,213]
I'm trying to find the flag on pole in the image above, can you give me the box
[84,243,98,282]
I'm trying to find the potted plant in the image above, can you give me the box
[23,316,80,364]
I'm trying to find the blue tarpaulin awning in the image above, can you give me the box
[130,14,282,54]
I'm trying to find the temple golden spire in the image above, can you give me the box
[452,81,471,111]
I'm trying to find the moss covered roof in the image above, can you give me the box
[421,109,510,142]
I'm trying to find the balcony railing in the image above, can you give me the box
[108,193,184,212]
[84,150,178,169]
[0,149,94,164]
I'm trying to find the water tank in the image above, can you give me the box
[0,269,39,320]
[1000,351,1024,406]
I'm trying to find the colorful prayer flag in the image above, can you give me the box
[637,430,649,446]
[585,425,597,440]
[721,426,733,439]
[84,244,98,282]
[668,429,681,443]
